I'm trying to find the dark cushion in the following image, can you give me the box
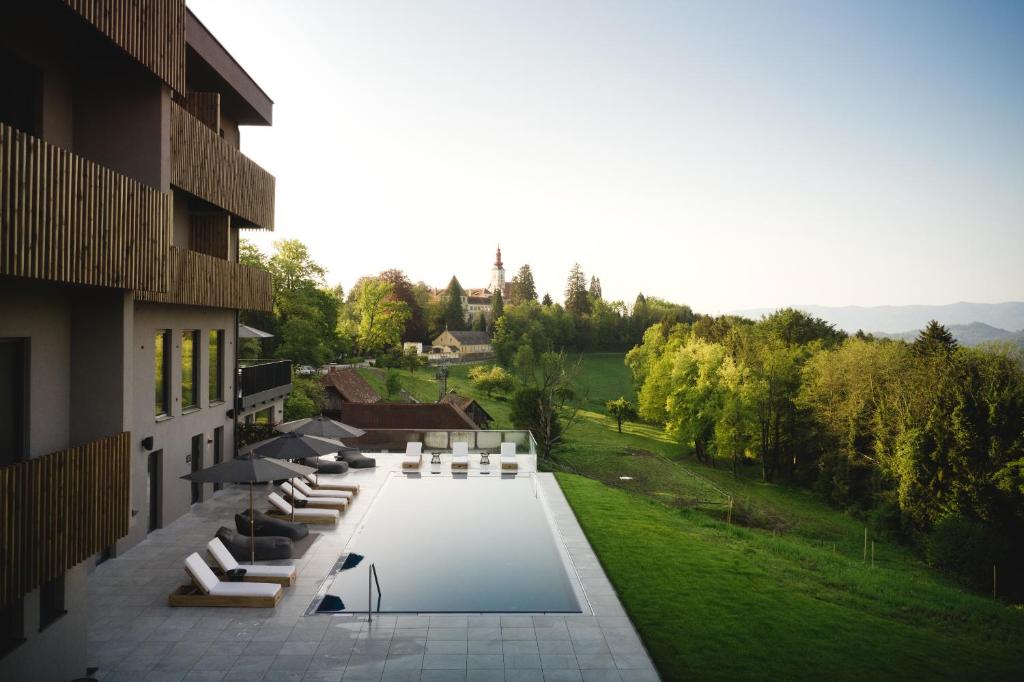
[338,450,376,469]
[216,526,293,561]
[304,457,349,474]
[235,510,309,541]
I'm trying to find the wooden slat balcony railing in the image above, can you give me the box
[0,432,130,607]
[171,102,275,230]
[0,123,171,291]
[136,246,273,312]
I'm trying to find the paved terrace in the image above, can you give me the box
[86,454,660,681]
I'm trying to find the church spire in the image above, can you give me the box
[494,244,503,269]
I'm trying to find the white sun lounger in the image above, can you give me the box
[293,477,352,500]
[169,553,282,607]
[303,472,360,495]
[206,537,296,586]
[402,441,423,471]
[500,442,518,471]
[279,482,347,511]
[267,492,339,525]
[452,441,469,470]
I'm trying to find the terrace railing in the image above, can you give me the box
[349,428,537,455]
[238,359,293,411]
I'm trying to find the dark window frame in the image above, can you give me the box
[0,338,30,468]
[154,330,171,418]
[181,330,200,411]
[208,329,224,404]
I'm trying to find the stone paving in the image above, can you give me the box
[86,455,660,681]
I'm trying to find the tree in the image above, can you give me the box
[469,365,514,397]
[508,264,538,304]
[284,376,326,421]
[589,276,603,301]
[402,347,424,374]
[541,293,553,306]
[510,350,584,459]
[384,370,401,400]
[354,279,410,354]
[564,264,591,317]
[379,269,428,342]
[490,288,504,321]
[606,397,637,433]
[267,239,326,299]
[442,276,467,331]
[914,320,958,357]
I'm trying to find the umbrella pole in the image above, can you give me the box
[291,476,295,522]
[250,483,256,565]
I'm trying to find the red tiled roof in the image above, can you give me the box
[321,369,381,404]
[334,403,478,430]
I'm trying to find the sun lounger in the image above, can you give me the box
[501,442,518,471]
[452,441,469,471]
[279,482,348,511]
[292,477,352,500]
[402,441,423,471]
[168,553,282,608]
[207,537,296,586]
[303,472,359,495]
[267,492,339,525]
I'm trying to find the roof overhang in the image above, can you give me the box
[185,9,273,126]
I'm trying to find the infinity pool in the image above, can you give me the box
[315,474,582,613]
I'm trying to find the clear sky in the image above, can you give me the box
[189,0,1024,313]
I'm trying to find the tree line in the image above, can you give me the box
[625,310,1024,597]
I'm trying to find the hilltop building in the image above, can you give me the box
[431,330,495,360]
[0,3,286,678]
[432,246,511,322]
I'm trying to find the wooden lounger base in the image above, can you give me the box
[501,464,518,471]
[282,495,347,512]
[452,462,469,471]
[312,483,359,494]
[168,585,281,608]
[266,509,337,525]
[208,559,296,586]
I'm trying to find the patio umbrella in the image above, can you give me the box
[243,432,344,520]
[181,455,315,565]
[275,417,366,484]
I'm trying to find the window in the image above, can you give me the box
[0,598,24,656]
[154,330,171,417]
[38,575,65,631]
[0,338,28,468]
[254,407,273,425]
[212,427,224,492]
[181,330,199,410]
[208,330,224,403]
[0,49,43,136]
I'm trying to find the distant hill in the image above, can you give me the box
[874,322,1024,347]
[730,302,1024,335]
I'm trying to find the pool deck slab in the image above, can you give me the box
[85,454,660,681]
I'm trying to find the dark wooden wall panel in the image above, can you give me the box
[189,212,230,259]
[170,103,275,231]
[64,0,187,94]
[0,123,170,291]
[0,432,130,607]
[180,92,221,133]
[136,245,272,312]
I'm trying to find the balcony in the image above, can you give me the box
[0,123,170,291]
[238,359,292,411]
[0,432,130,606]
[135,246,272,311]
[170,102,275,230]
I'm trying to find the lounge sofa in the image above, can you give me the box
[235,510,309,541]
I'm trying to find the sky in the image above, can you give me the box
[189,0,1024,313]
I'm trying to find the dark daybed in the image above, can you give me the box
[236,510,309,541]
[216,526,293,561]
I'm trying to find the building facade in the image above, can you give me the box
[0,3,283,679]
[430,246,511,323]
[431,330,495,360]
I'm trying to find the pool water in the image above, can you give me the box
[317,474,582,613]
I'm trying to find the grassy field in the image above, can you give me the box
[360,354,1024,679]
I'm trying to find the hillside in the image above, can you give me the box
[730,301,1024,334]
[361,354,1024,680]
[875,321,1024,347]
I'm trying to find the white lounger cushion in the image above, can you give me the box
[280,482,347,506]
[406,442,423,456]
[184,552,281,598]
[453,442,469,457]
[268,492,340,519]
[500,442,517,457]
[293,478,351,499]
[303,473,359,492]
[206,538,295,579]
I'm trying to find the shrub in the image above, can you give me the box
[925,516,1006,593]
[866,499,903,541]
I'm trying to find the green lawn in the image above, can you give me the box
[360,353,1024,679]
[559,473,1024,681]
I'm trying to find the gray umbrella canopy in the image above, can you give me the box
[238,324,274,339]
[182,456,315,564]
[276,415,366,440]
[242,431,345,460]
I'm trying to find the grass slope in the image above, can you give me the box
[559,473,1024,681]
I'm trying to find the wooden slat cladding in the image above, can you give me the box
[190,213,230,259]
[136,246,272,311]
[0,123,170,291]
[0,432,130,607]
[171,103,275,230]
[180,91,221,134]
[63,0,186,94]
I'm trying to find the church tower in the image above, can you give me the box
[489,245,506,294]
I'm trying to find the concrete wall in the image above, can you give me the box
[0,564,89,682]
[125,302,237,551]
